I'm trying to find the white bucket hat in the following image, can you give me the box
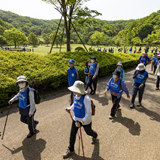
[117,61,123,67]
[136,63,146,71]
[16,76,28,84]
[68,81,87,95]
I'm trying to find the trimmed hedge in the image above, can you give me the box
[0,51,153,107]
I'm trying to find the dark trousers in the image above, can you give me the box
[131,85,145,104]
[156,76,160,88]
[111,95,121,116]
[154,65,157,74]
[70,92,74,106]
[68,120,97,151]
[20,110,36,134]
[85,75,98,93]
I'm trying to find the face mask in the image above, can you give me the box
[91,60,94,63]
[88,63,91,66]
[18,83,26,89]
[113,75,117,79]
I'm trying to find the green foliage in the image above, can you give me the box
[28,32,39,46]
[75,46,85,52]
[4,28,26,48]
[0,50,148,107]
[43,36,50,46]
[0,35,7,45]
[90,31,105,46]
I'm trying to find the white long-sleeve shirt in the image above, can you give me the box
[69,95,92,125]
[10,86,36,114]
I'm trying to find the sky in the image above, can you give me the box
[0,0,160,21]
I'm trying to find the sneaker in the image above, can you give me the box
[137,103,141,107]
[130,104,134,109]
[27,133,35,138]
[63,149,75,159]
[155,88,159,90]
[109,115,115,119]
[91,135,98,144]
[117,106,121,110]
[34,120,39,129]
[90,90,93,94]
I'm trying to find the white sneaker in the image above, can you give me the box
[130,104,134,108]
[137,103,141,107]
[109,115,115,119]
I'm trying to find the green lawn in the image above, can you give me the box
[6,44,159,55]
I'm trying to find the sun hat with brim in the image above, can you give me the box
[68,80,87,95]
[117,61,123,67]
[136,63,146,71]
[90,56,96,60]
[16,76,28,84]
[69,59,75,63]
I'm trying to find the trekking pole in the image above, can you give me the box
[1,105,10,140]
[66,109,81,154]
[79,127,85,160]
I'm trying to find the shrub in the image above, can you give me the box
[0,50,152,107]
[75,46,85,52]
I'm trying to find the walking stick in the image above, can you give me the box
[1,105,10,140]
[79,127,85,160]
[66,109,81,154]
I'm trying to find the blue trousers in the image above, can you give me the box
[131,85,145,104]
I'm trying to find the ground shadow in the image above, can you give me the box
[112,109,141,136]
[69,139,104,160]
[134,105,160,122]
[2,130,46,160]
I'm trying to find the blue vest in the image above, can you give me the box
[90,63,97,75]
[135,71,148,84]
[19,89,28,109]
[116,68,124,79]
[74,95,85,118]
[140,56,147,64]
[110,78,121,93]
[68,67,77,86]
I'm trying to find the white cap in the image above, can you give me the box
[16,76,28,84]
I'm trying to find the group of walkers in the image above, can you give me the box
[7,51,160,159]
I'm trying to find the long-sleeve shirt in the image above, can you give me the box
[68,95,92,125]
[89,63,99,79]
[106,78,129,98]
[10,86,36,114]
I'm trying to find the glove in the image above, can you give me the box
[139,83,144,89]
[75,121,83,127]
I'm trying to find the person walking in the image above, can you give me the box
[104,70,130,119]
[130,63,148,108]
[151,53,157,71]
[155,54,160,90]
[8,76,39,138]
[84,60,91,89]
[139,52,150,66]
[67,59,80,105]
[115,62,125,81]
[85,56,99,95]
[63,81,98,159]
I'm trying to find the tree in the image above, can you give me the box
[90,31,105,46]
[0,36,7,45]
[49,30,65,48]
[42,0,101,51]
[44,36,50,46]
[131,37,141,46]
[4,28,26,48]
[28,32,39,46]
[147,34,157,46]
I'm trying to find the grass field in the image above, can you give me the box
[4,44,159,55]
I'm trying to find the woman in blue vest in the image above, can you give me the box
[67,59,80,105]
[130,63,148,108]
[84,60,90,87]
[151,53,157,72]
[155,54,160,90]
[104,70,130,119]
[85,56,99,95]
[63,81,98,159]
[139,52,150,66]
[8,76,39,138]
[115,61,125,81]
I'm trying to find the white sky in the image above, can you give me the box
[0,0,160,21]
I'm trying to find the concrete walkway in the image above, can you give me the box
[0,64,160,160]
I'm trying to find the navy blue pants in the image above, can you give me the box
[19,108,36,134]
[156,76,160,88]
[131,85,145,104]
[111,95,121,116]
[68,120,97,151]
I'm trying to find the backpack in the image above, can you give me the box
[27,87,41,104]
[95,63,101,76]
[83,95,96,116]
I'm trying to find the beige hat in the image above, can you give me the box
[136,63,146,71]
[68,81,87,95]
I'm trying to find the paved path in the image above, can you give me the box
[0,64,160,160]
